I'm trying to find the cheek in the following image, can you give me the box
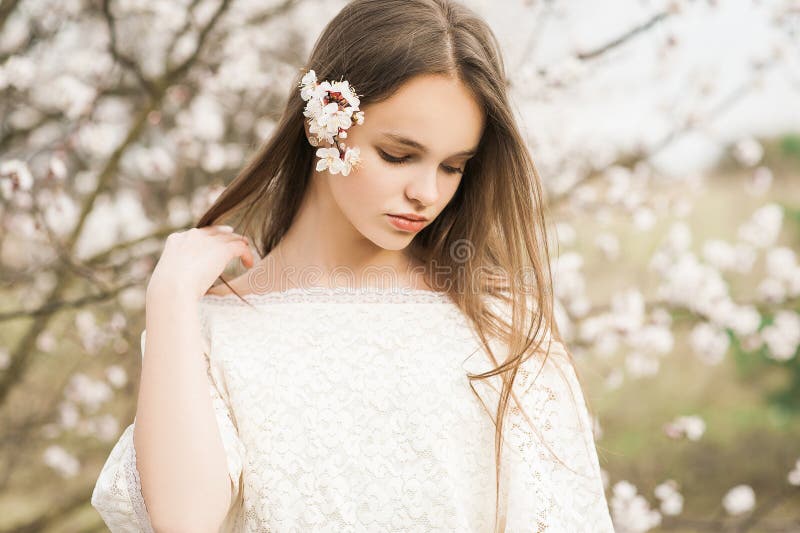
[442,176,462,202]
[327,153,398,214]
[427,171,463,213]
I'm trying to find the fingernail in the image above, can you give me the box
[219,225,234,232]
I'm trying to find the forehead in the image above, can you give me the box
[361,74,485,155]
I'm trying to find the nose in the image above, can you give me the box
[405,165,439,207]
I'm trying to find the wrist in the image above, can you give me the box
[145,280,200,308]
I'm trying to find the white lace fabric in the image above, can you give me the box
[91,287,615,532]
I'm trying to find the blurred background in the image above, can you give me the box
[0,0,798,531]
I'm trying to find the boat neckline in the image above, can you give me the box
[199,285,455,305]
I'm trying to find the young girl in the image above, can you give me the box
[91,0,615,531]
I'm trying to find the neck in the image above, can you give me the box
[260,176,429,291]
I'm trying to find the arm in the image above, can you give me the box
[91,305,245,532]
[503,339,615,532]
[92,225,253,532]
[133,291,233,532]
[464,336,615,532]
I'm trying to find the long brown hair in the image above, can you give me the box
[196,0,594,529]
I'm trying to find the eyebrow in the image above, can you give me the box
[380,132,479,157]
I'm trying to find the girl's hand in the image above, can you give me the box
[146,225,255,303]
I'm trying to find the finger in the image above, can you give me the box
[218,234,250,245]
[226,238,252,255]
[203,224,235,235]
[228,239,255,268]
[241,247,255,268]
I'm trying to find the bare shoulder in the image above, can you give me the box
[204,258,275,297]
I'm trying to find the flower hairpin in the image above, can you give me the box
[298,69,365,176]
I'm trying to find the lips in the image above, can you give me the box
[387,214,427,232]
[389,213,428,221]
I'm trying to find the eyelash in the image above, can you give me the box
[378,149,464,175]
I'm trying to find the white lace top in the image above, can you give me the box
[91,287,615,532]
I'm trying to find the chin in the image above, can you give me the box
[374,235,414,251]
[361,227,415,251]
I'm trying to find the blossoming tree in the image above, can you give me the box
[0,0,798,530]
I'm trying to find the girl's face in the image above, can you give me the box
[313,74,485,251]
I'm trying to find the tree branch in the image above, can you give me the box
[100,0,159,98]
[0,0,21,35]
[576,9,671,61]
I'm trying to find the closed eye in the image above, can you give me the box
[377,149,464,175]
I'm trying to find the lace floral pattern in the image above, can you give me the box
[198,285,456,305]
[91,287,614,532]
[463,336,614,532]
[90,331,156,533]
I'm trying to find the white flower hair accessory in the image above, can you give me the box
[298,69,365,177]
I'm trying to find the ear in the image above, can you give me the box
[302,120,317,147]
[303,120,336,150]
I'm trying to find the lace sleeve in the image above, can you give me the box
[464,337,615,532]
[91,318,246,531]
